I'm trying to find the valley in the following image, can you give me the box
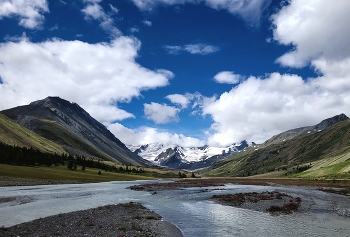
[1,97,350,182]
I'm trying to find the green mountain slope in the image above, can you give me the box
[206,119,350,179]
[1,97,151,166]
[0,113,66,155]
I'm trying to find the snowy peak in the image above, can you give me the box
[127,141,254,169]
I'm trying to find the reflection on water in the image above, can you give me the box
[0,181,349,237]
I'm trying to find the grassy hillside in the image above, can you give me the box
[0,113,66,155]
[206,120,350,179]
[0,163,181,184]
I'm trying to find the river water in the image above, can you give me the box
[0,181,349,237]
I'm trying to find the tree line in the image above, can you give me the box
[0,143,66,166]
[0,142,144,174]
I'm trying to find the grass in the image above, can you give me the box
[0,164,154,183]
[206,120,350,179]
[0,114,66,155]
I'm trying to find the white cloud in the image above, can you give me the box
[108,123,204,147]
[82,0,102,3]
[130,27,139,33]
[214,71,243,84]
[202,72,350,146]
[166,94,190,108]
[164,43,219,55]
[81,1,121,37]
[204,0,272,26]
[49,24,59,31]
[0,0,49,29]
[109,4,119,14]
[130,0,188,11]
[164,45,182,55]
[82,3,106,20]
[144,102,180,124]
[310,58,350,94]
[272,0,350,68]
[0,37,173,124]
[200,0,350,146]
[142,20,152,26]
[130,0,271,26]
[184,43,219,55]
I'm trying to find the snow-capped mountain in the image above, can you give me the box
[127,141,255,170]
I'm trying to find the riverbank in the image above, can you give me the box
[0,175,84,186]
[0,202,183,237]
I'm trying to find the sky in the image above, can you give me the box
[0,0,350,147]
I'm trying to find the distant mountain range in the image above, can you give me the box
[128,141,255,170]
[1,97,150,166]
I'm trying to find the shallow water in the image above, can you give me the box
[0,181,349,237]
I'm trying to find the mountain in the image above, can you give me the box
[128,141,255,170]
[206,114,350,179]
[263,114,349,147]
[0,113,66,155]
[1,97,151,166]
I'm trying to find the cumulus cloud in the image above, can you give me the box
[214,71,243,84]
[0,37,173,124]
[202,72,350,146]
[165,92,216,116]
[166,94,190,108]
[130,0,271,26]
[164,43,219,55]
[144,102,180,124]
[0,0,49,29]
[272,0,350,68]
[108,123,204,147]
[200,0,350,146]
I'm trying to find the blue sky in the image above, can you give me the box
[1,0,350,147]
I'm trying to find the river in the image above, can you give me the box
[0,181,349,237]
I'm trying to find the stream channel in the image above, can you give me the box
[0,180,349,237]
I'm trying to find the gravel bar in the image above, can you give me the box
[0,202,183,237]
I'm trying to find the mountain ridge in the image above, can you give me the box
[263,113,349,147]
[207,114,350,178]
[1,97,151,166]
[128,141,255,170]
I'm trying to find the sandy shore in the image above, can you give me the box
[0,202,183,237]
